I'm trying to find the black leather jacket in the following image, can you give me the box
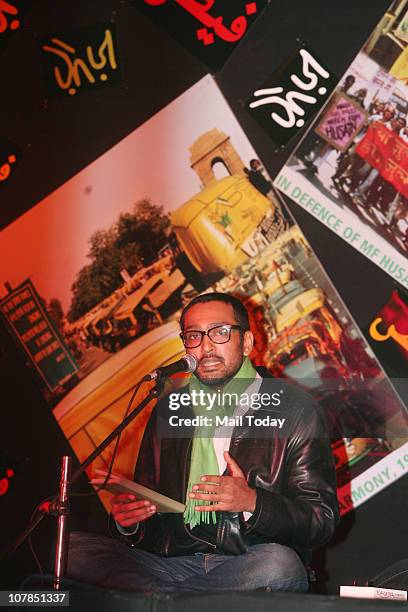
[114,375,339,559]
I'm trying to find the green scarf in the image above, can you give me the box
[183,357,257,527]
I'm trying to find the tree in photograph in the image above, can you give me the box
[48,298,64,330]
[68,264,106,322]
[116,199,171,265]
[67,199,171,321]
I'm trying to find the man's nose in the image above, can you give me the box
[201,333,215,352]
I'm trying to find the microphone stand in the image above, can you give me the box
[2,377,163,587]
[53,456,71,590]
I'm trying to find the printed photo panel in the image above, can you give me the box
[0,75,406,515]
[274,0,408,290]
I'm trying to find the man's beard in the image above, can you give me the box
[195,358,243,387]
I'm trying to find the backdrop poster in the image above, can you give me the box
[367,287,408,378]
[274,5,408,289]
[0,76,406,514]
[133,0,269,72]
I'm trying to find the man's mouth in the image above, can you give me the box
[200,357,224,367]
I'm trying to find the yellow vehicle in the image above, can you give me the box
[265,317,346,379]
[275,288,330,335]
[86,296,126,351]
[171,175,276,281]
[53,321,186,512]
[112,269,186,348]
[250,267,293,306]
[259,276,344,379]
[265,279,343,343]
[148,268,186,315]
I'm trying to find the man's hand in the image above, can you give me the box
[111,494,156,528]
[188,451,256,513]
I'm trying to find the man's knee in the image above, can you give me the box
[248,543,309,592]
[66,531,95,575]
[68,530,106,556]
[66,531,120,582]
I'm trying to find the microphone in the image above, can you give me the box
[144,354,197,380]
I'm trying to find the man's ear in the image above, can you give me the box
[243,330,254,356]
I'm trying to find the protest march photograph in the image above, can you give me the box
[274,0,408,290]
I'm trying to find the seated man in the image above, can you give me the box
[67,292,339,592]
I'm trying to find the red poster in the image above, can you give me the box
[356,122,408,198]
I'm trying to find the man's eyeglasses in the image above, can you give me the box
[180,324,246,348]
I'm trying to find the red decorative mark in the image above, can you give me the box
[8,154,16,164]
[144,0,254,46]
[0,470,12,496]
[0,0,18,34]
[245,2,257,16]
[0,478,9,495]
[197,27,214,46]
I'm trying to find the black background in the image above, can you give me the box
[1,0,407,592]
